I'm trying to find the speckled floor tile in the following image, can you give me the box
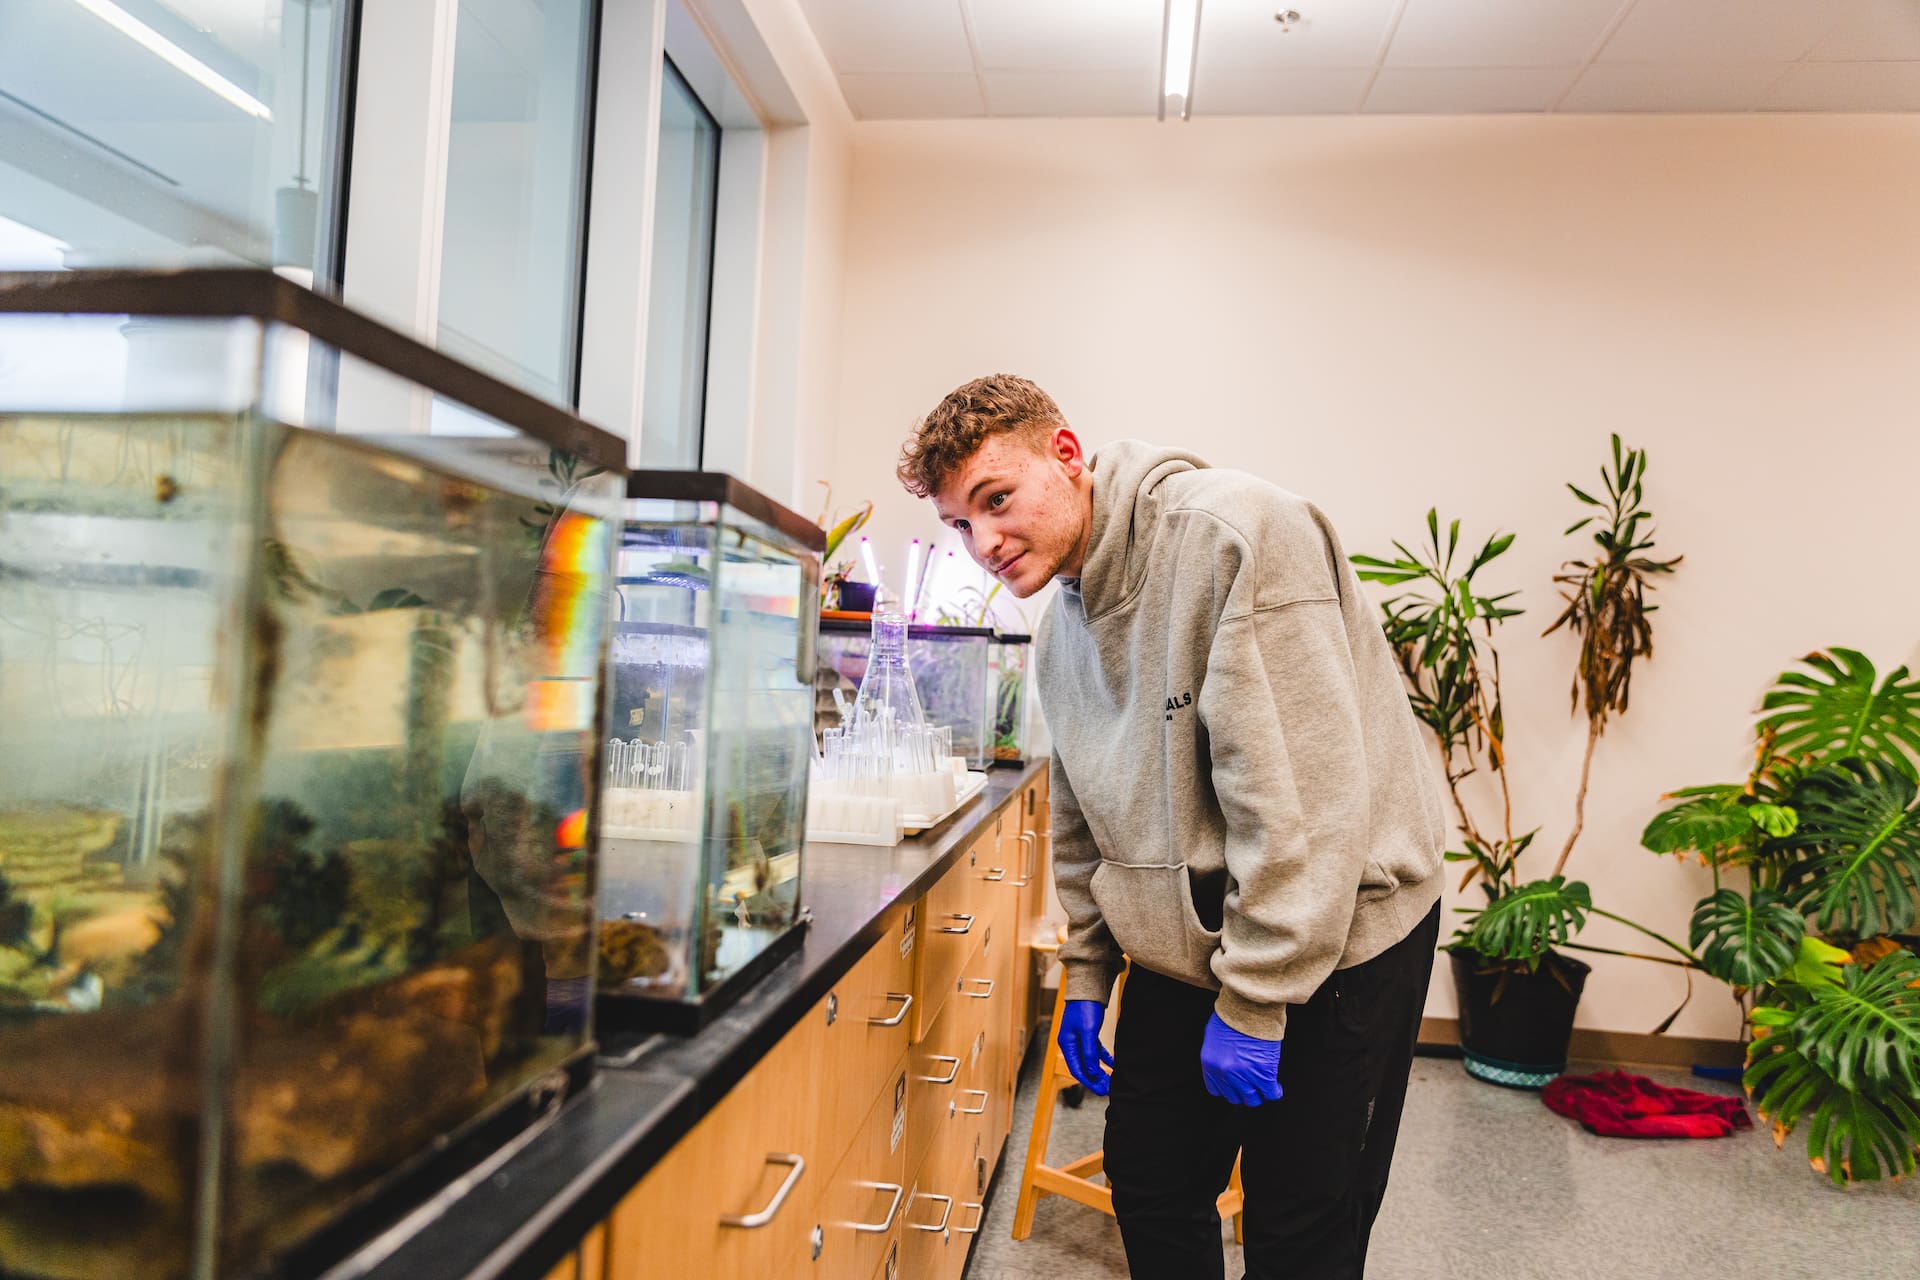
[965,1048,1920,1280]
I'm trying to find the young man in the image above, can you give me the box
[898,375,1448,1280]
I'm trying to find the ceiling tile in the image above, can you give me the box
[1196,67,1374,115]
[1600,0,1846,65]
[1386,0,1626,68]
[1197,0,1400,72]
[1764,60,1920,111]
[837,72,987,119]
[1557,62,1783,112]
[800,0,973,74]
[1810,0,1920,62]
[966,0,1164,72]
[1364,66,1580,113]
[982,68,1159,116]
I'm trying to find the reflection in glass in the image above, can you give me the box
[0,0,353,277]
[436,0,595,405]
[637,58,719,467]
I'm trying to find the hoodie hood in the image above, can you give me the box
[1067,439,1209,620]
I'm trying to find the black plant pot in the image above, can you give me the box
[1449,946,1591,1090]
[835,580,877,612]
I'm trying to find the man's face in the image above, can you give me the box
[931,428,1090,599]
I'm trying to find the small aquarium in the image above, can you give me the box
[598,471,822,1031]
[0,270,622,1279]
[987,632,1032,765]
[816,621,994,769]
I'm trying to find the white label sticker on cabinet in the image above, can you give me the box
[891,1072,906,1154]
[900,907,915,959]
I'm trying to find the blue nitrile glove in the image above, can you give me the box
[1058,1000,1113,1096]
[1200,1012,1284,1107]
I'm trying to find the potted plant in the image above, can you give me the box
[1642,648,1920,1184]
[814,485,872,611]
[1353,436,1697,1089]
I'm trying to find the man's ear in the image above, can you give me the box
[1051,426,1086,476]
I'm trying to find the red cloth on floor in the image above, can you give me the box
[1542,1070,1752,1139]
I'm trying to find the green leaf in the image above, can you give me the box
[1749,803,1799,839]
[1459,876,1592,963]
[1758,649,1920,777]
[1469,531,1516,574]
[1688,888,1802,988]
[1790,951,1920,1098]
[1567,484,1601,506]
[1745,983,1920,1186]
[1782,935,1853,989]
[1563,517,1594,537]
[1779,758,1920,938]
[1641,786,1752,856]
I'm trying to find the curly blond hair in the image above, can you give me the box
[896,374,1064,498]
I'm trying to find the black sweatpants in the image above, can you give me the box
[1104,902,1441,1280]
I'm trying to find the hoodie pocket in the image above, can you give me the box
[1087,861,1222,986]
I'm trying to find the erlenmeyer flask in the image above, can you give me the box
[852,611,927,732]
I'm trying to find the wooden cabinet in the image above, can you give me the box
[603,774,1049,1280]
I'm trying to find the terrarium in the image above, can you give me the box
[988,632,1032,764]
[0,270,622,1279]
[598,471,822,1030]
[816,621,994,769]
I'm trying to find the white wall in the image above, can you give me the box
[829,113,1920,1040]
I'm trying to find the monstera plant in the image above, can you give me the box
[1643,649,1920,1184]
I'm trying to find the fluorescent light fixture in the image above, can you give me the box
[67,0,273,120]
[1160,0,1203,122]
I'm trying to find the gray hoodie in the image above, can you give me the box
[1039,441,1447,1040]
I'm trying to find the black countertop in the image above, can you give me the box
[351,761,1045,1280]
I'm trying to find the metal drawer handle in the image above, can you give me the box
[852,1181,905,1233]
[982,866,1007,882]
[958,1089,989,1115]
[909,1192,953,1233]
[962,978,995,999]
[937,913,974,934]
[868,992,913,1026]
[1012,831,1037,885]
[919,1055,961,1085]
[719,1153,805,1228]
[956,1202,985,1235]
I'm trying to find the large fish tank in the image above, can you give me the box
[598,471,821,1032]
[0,270,623,1279]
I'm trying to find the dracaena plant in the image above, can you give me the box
[1353,441,1699,999]
[1643,649,1920,1184]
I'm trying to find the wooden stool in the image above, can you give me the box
[1010,932,1244,1243]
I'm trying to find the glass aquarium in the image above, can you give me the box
[816,621,993,769]
[0,269,623,1279]
[988,632,1032,765]
[600,471,822,1030]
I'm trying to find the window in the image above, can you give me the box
[637,56,719,468]
[436,0,597,406]
[0,0,355,279]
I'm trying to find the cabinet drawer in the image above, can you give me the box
[606,994,824,1280]
[910,834,998,1042]
[904,992,965,1181]
[898,1127,964,1280]
[811,1056,909,1280]
[819,925,917,1166]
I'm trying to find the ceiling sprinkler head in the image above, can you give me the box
[1274,9,1302,30]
